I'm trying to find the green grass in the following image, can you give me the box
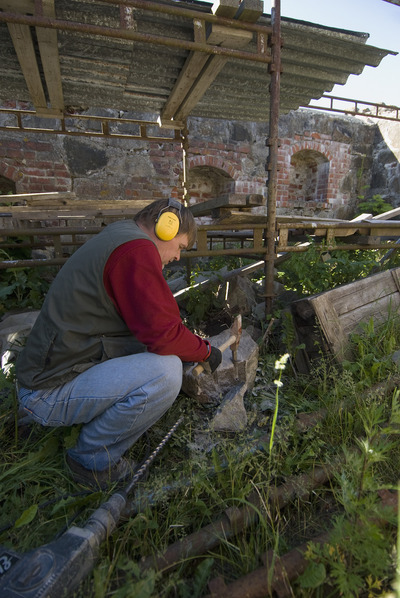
[2,315,400,598]
[2,249,400,596]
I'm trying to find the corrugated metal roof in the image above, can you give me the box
[0,0,396,122]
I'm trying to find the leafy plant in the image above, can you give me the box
[356,194,393,216]
[297,389,400,597]
[342,313,400,388]
[278,240,382,296]
[2,249,400,597]
[0,247,54,316]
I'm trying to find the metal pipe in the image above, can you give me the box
[265,0,281,314]
[0,417,183,598]
[139,465,333,573]
[205,533,330,598]
[85,0,272,35]
[0,12,271,64]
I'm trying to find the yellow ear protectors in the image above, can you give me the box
[154,199,182,241]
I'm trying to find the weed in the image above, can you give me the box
[0,248,54,316]
[2,252,400,596]
[297,388,399,597]
[278,240,383,296]
[356,194,393,216]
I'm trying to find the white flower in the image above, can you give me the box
[274,353,290,371]
[274,379,283,388]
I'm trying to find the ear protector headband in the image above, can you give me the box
[154,199,182,241]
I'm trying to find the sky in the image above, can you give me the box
[203,0,400,107]
[277,0,400,107]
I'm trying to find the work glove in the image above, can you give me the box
[205,345,222,373]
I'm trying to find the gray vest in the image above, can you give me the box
[16,220,152,389]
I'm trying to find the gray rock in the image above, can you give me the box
[182,327,259,404]
[210,382,248,432]
[0,311,39,372]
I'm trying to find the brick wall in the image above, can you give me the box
[0,137,71,194]
[0,107,392,219]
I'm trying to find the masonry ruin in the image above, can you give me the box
[0,107,398,221]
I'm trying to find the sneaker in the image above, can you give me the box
[66,454,136,489]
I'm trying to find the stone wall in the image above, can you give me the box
[0,106,399,219]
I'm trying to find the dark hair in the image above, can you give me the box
[134,199,197,249]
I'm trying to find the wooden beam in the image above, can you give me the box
[173,25,253,122]
[159,19,210,124]
[0,0,33,12]
[0,1,47,110]
[235,0,264,23]
[35,0,64,115]
[0,0,64,116]
[189,193,264,216]
[0,191,76,204]
[160,4,256,125]
[6,21,47,111]
[211,0,239,19]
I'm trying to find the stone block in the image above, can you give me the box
[210,382,248,432]
[182,327,259,404]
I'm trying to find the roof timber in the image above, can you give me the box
[0,0,63,118]
[0,0,395,122]
[160,0,262,126]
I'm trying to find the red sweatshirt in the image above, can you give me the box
[103,238,210,363]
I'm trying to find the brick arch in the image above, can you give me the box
[188,155,238,180]
[187,163,235,204]
[0,162,21,191]
[277,137,352,214]
[288,142,334,163]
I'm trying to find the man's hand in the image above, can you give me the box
[205,346,222,373]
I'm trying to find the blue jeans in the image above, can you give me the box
[18,353,182,471]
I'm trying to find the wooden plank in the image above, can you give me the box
[174,25,253,122]
[0,226,102,236]
[253,227,264,249]
[277,228,288,249]
[189,194,263,216]
[26,198,150,209]
[159,21,209,123]
[0,192,76,204]
[196,229,208,252]
[35,0,64,113]
[7,22,47,111]
[211,0,239,19]
[235,0,264,23]
[0,0,63,116]
[0,0,34,13]
[339,294,400,337]
[306,267,400,361]
[0,207,146,220]
[315,270,397,318]
[162,22,252,123]
[276,215,351,224]
[212,0,263,22]
[372,207,400,220]
[308,294,344,357]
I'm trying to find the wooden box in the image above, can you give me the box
[290,267,400,371]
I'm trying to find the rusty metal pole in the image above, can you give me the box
[180,120,192,285]
[181,120,189,206]
[265,0,281,314]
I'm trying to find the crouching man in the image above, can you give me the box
[16,199,221,488]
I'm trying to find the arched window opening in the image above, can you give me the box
[187,165,234,204]
[289,150,329,204]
